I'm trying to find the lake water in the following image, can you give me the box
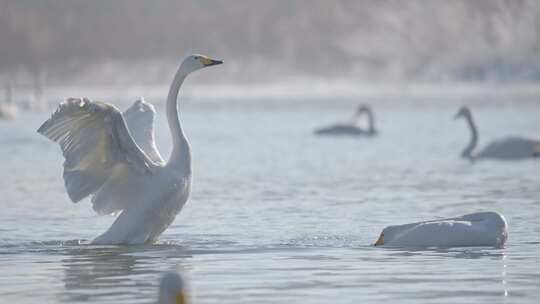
[1,93,540,303]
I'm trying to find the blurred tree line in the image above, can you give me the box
[1,0,539,82]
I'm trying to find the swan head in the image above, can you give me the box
[374,225,398,246]
[374,222,415,246]
[180,54,223,74]
[158,272,189,304]
[454,106,471,120]
[355,105,371,114]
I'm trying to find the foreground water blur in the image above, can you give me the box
[1,94,540,303]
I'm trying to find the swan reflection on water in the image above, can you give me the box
[375,245,507,260]
[60,242,192,302]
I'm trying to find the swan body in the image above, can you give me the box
[455,106,540,160]
[315,125,369,136]
[477,137,540,159]
[37,55,222,244]
[315,105,377,136]
[158,271,189,304]
[0,103,17,120]
[374,211,508,248]
[0,83,17,120]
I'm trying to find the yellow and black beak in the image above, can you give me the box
[200,56,223,67]
[374,233,384,246]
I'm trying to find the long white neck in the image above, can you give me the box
[166,65,191,174]
[353,108,375,133]
[462,113,478,159]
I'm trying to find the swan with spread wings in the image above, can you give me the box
[38,55,223,244]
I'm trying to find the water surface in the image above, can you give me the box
[1,97,539,303]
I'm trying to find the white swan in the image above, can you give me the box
[455,106,540,160]
[37,55,223,244]
[374,212,508,248]
[0,83,17,120]
[158,271,189,304]
[314,105,377,136]
[0,103,17,120]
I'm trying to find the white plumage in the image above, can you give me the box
[38,55,223,244]
[0,103,18,120]
[123,98,165,165]
[374,212,508,248]
[477,137,540,159]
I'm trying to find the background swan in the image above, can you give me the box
[0,103,17,120]
[158,271,189,304]
[455,106,540,160]
[0,84,17,120]
[374,211,508,248]
[314,105,377,136]
[37,55,223,244]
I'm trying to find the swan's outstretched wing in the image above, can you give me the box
[123,98,165,165]
[38,97,157,203]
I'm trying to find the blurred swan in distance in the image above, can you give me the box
[455,106,540,160]
[374,211,508,248]
[0,103,17,120]
[314,104,377,136]
[37,54,223,245]
[158,271,189,304]
[0,84,17,120]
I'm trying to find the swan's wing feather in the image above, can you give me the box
[38,97,156,203]
[91,163,146,214]
[123,98,165,164]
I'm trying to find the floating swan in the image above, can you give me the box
[374,212,508,248]
[455,106,540,160]
[158,271,189,304]
[37,55,223,244]
[314,105,377,136]
[0,103,17,120]
[0,83,17,120]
